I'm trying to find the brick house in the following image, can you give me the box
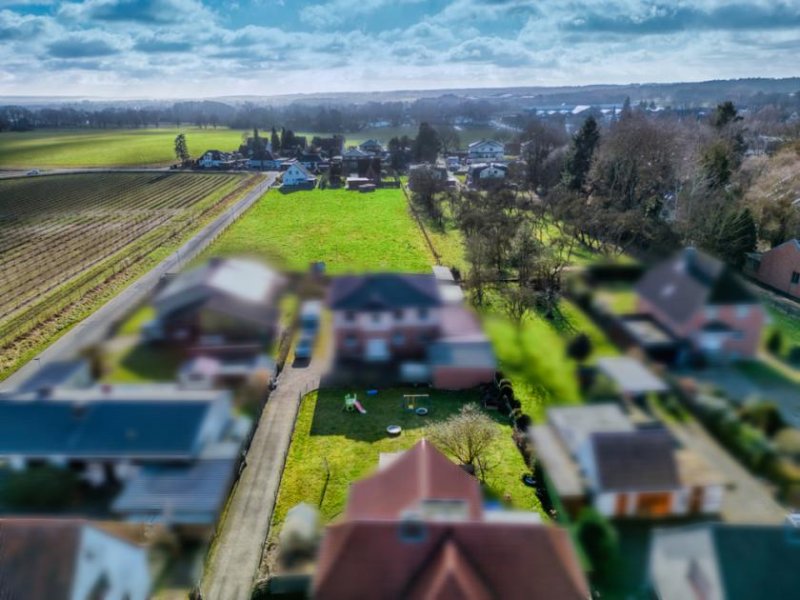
[744,239,800,299]
[635,248,766,361]
[327,273,443,363]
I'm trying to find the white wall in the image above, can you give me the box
[71,525,151,600]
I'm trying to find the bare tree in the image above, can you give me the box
[427,403,499,481]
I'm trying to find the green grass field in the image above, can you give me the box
[270,388,542,537]
[0,125,504,169]
[0,128,248,168]
[203,187,434,273]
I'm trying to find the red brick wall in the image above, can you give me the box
[755,243,800,298]
[433,367,495,390]
[637,297,765,358]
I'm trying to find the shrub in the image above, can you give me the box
[789,345,800,365]
[575,508,619,584]
[766,330,784,356]
[567,333,593,363]
[3,466,78,510]
[514,414,532,432]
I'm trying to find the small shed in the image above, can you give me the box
[596,356,668,396]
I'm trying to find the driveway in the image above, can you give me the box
[201,344,331,600]
[0,172,276,391]
[662,417,786,524]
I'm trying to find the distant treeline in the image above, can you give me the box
[1,79,800,133]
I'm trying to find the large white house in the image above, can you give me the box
[282,161,317,187]
[468,139,505,162]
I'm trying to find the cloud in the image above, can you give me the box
[48,36,121,58]
[301,0,424,28]
[60,0,214,25]
[0,8,49,40]
[134,37,193,52]
[562,1,800,35]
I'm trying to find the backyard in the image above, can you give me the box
[202,187,435,273]
[269,387,542,538]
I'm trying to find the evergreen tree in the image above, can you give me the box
[174,133,189,162]
[562,116,600,192]
[271,126,280,154]
[412,122,441,163]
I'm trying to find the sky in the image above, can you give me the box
[1,0,799,98]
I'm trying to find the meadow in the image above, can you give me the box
[202,187,435,273]
[0,127,247,168]
[0,125,503,169]
[0,171,256,380]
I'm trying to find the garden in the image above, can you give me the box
[269,387,543,538]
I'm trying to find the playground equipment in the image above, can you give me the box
[402,394,430,412]
[344,393,367,414]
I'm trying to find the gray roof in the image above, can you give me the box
[0,400,213,459]
[428,340,497,369]
[591,429,680,492]
[547,404,634,456]
[596,356,668,394]
[328,273,441,311]
[16,360,89,394]
[636,248,758,325]
[650,522,800,600]
[112,458,238,524]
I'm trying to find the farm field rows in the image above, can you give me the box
[202,187,434,273]
[0,171,255,379]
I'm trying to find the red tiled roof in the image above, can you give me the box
[313,520,590,600]
[346,439,483,521]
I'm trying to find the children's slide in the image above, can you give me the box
[353,399,367,414]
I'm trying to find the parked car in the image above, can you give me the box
[295,334,314,360]
[26,169,40,176]
[300,300,322,335]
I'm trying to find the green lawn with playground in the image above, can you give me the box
[269,387,543,539]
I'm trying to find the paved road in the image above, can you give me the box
[664,417,786,524]
[202,352,329,600]
[0,172,276,392]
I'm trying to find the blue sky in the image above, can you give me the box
[1,0,799,98]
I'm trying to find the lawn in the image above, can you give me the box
[203,187,434,273]
[270,387,543,536]
[0,127,247,168]
[481,298,619,422]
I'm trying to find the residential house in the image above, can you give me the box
[16,359,92,394]
[0,519,151,600]
[198,149,237,169]
[150,257,285,351]
[0,386,247,527]
[341,147,382,181]
[530,404,724,519]
[327,273,443,363]
[312,440,590,600]
[635,248,766,361]
[467,139,505,162]
[467,162,508,188]
[358,139,383,155]
[744,239,800,299]
[327,270,495,389]
[296,151,325,173]
[282,161,317,187]
[648,518,800,600]
[408,163,458,189]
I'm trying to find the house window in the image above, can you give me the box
[344,334,357,348]
[393,309,404,321]
[792,271,800,284]
[371,312,381,324]
[392,332,405,346]
[345,311,355,322]
[736,305,750,319]
[418,307,429,321]
[705,306,718,320]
